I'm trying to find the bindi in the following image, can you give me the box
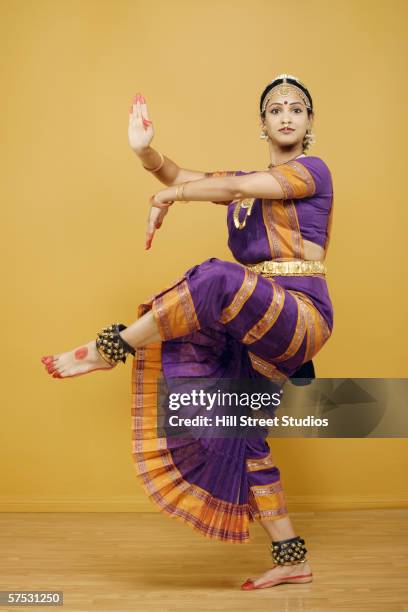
[74,346,88,360]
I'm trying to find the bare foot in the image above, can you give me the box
[41,340,117,379]
[241,561,313,590]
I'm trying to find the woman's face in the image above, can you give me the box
[261,89,313,149]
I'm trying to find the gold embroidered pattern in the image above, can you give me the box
[246,455,275,471]
[246,259,326,276]
[219,268,258,324]
[177,281,200,335]
[241,284,285,344]
[269,161,316,200]
[285,199,304,259]
[251,482,284,496]
[273,299,307,363]
[269,167,295,199]
[248,352,288,383]
[262,199,282,259]
[233,198,256,230]
[252,507,288,519]
[153,295,171,340]
[285,160,316,196]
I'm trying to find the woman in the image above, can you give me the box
[41,74,334,590]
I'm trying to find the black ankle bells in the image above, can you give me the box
[271,535,307,565]
[95,323,136,366]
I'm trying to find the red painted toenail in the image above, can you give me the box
[240,580,255,590]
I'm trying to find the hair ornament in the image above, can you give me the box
[261,74,312,114]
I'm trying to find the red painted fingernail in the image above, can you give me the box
[140,95,145,103]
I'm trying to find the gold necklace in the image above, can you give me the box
[268,152,305,168]
[233,198,255,230]
[233,154,305,230]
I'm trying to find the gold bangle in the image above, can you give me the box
[142,151,164,172]
[180,182,190,202]
[174,182,190,202]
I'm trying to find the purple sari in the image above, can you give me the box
[131,155,334,543]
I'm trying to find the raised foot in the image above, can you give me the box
[241,561,313,590]
[41,340,117,379]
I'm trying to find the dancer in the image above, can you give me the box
[41,74,334,590]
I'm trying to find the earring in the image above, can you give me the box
[260,129,269,140]
[304,129,316,146]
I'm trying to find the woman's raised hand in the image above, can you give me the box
[128,93,155,154]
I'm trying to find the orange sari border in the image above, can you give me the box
[288,291,332,363]
[247,352,288,384]
[262,199,304,260]
[242,283,286,345]
[152,279,200,341]
[269,160,316,199]
[219,268,258,324]
[248,482,288,520]
[246,454,276,472]
[272,296,307,363]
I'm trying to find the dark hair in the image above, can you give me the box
[259,77,314,151]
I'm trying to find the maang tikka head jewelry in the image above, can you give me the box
[261,73,312,115]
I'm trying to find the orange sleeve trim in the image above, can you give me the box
[269,161,316,199]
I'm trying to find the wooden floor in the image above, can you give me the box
[0,509,407,611]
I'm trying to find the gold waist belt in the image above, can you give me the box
[246,259,326,277]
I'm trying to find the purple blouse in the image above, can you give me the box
[225,156,333,264]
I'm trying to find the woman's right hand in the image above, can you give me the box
[145,195,173,250]
[128,93,155,154]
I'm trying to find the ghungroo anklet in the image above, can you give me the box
[271,536,308,565]
[95,323,136,366]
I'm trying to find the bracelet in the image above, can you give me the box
[142,151,165,172]
[175,182,190,202]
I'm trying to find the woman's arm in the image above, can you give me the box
[154,172,286,204]
[145,172,285,249]
[135,146,206,186]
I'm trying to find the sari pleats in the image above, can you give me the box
[130,261,331,542]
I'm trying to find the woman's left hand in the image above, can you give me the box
[145,192,174,250]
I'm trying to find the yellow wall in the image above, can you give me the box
[2,0,407,513]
